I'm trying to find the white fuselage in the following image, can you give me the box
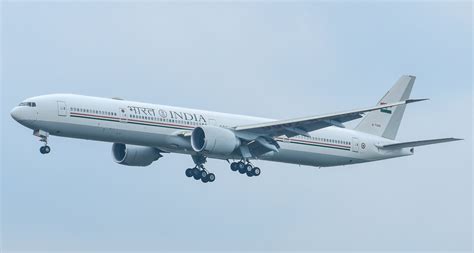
[10,94,413,167]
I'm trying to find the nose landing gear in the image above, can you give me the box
[34,130,51,154]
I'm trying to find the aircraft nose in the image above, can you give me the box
[10,106,37,123]
[10,107,21,121]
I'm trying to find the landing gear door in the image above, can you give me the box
[57,101,67,116]
[351,137,359,153]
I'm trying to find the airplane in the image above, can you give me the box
[10,75,461,183]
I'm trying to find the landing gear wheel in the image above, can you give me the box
[192,167,201,180]
[39,146,51,154]
[246,171,253,177]
[207,173,215,182]
[245,164,253,173]
[200,170,208,179]
[238,166,246,174]
[252,167,261,176]
[230,162,238,171]
[201,176,209,183]
[185,168,193,177]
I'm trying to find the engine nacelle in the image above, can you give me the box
[112,143,162,166]
[191,126,240,156]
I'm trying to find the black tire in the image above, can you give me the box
[200,170,208,179]
[44,146,51,153]
[39,146,45,154]
[185,168,193,177]
[207,173,215,182]
[237,161,245,170]
[201,177,209,183]
[192,168,201,180]
[230,162,238,171]
[246,171,253,177]
[245,164,253,173]
[238,166,246,174]
[252,167,261,176]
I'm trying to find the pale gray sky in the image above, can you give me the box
[1,1,472,252]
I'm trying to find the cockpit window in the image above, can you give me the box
[18,102,36,107]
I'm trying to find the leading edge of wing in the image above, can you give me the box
[234,99,428,132]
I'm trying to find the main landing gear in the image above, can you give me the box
[185,155,215,183]
[185,166,215,183]
[184,156,261,183]
[34,130,51,154]
[230,160,261,177]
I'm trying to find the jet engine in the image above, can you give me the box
[112,143,162,166]
[191,125,240,156]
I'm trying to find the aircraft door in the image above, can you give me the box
[57,101,67,116]
[351,137,359,153]
[119,108,128,123]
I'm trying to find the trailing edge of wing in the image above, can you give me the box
[234,99,427,138]
[376,138,463,149]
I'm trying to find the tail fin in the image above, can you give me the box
[354,75,416,140]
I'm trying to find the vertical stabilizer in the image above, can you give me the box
[354,75,416,140]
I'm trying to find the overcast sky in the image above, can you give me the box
[1,1,472,252]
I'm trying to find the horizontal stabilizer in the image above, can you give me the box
[377,138,462,149]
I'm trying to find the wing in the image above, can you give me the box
[376,138,462,149]
[234,99,427,138]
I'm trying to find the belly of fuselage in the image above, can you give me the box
[33,119,367,167]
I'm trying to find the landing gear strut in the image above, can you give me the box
[35,130,51,154]
[185,155,215,183]
[230,160,261,177]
